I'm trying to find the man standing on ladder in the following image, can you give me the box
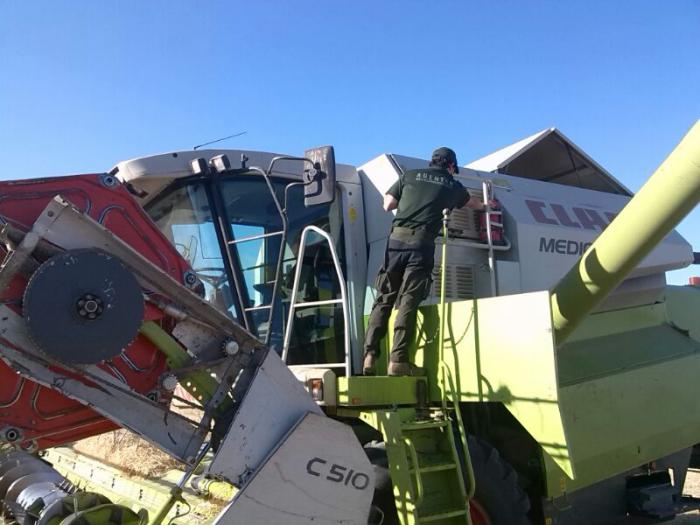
[363,147,490,376]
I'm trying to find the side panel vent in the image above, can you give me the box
[430,264,475,300]
[443,189,483,240]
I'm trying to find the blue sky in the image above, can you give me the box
[1,1,699,283]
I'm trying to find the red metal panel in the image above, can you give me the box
[0,174,191,450]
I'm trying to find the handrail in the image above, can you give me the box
[481,180,498,296]
[441,363,476,499]
[247,167,289,346]
[403,437,425,508]
[227,229,284,245]
[438,209,476,500]
[435,235,512,252]
[282,225,351,377]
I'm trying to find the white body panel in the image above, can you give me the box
[337,178,368,372]
[113,148,360,205]
[359,153,693,311]
[496,173,692,290]
[215,412,373,525]
[208,350,322,486]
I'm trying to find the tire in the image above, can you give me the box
[467,435,531,525]
[366,437,530,525]
[690,443,700,469]
[364,442,399,525]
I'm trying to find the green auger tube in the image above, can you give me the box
[551,120,700,344]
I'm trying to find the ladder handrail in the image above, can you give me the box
[402,437,425,508]
[481,179,498,296]
[438,209,477,500]
[282,225,351,377]
[227,229,284,245]
[246,167,289,346]
[440,363,476,500]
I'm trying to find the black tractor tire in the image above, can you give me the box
[467,434,531,525]
[690,443,700,469]
[365,436,530,525]
[365,442,399,525]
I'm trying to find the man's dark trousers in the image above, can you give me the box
[364,232,434,364]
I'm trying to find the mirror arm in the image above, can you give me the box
[266,156,317,177]
[283,181,307,214]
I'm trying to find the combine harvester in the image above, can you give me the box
[0,121,698,524]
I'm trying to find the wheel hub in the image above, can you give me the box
[76,293,104,320]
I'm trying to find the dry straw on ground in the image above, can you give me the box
[73,386,202,477]
[72,430,181,478]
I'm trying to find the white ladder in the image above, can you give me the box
[281,225,351,376]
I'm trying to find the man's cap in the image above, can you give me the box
[431,147,459,173]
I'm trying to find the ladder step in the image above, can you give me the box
[418,508,469,523]
[409,462,458,474]
[401,420,449,431]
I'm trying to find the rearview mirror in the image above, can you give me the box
[303,146,336,207]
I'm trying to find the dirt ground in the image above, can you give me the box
[673,469,700,524]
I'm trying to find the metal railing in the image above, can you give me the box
[438,209,476,500]
[480,179,499,296]
[281,225,351,376]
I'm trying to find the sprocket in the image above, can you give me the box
[23,249,144,365]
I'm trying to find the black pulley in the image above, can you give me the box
[23,249,144,365]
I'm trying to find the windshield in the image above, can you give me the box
[145,173,345,363]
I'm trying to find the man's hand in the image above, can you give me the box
[466,197,497,211]
[383,194,399,212]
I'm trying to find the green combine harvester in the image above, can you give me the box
[0,121,698,524]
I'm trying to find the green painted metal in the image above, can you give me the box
[438,211,449,390]
[664,284,700,343]
[337,376,425,406]
[551,119,700,343]
[149,443,211,525]
[59,503,145,525]
[44,448,226,524]
[387,284,700,499]
[140,321,230,412]
[360,409,471,525]
[540,284,700,497]
[394,291,573,480]
[361,410,418,524]
[438,364,475,502]
[40,493,113,525]
[186,477,236,502]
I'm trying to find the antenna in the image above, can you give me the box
[193,131,248,150]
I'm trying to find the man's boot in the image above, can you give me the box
[363,353,377,376]
[388,361,425,377]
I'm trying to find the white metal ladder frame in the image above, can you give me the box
[480,179,500,296]
[281,225,351,377]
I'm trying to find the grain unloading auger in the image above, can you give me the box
[0,170,373,523]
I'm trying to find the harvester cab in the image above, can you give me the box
[126,147,357,375]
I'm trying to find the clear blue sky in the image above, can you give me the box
[1,1,699,283]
